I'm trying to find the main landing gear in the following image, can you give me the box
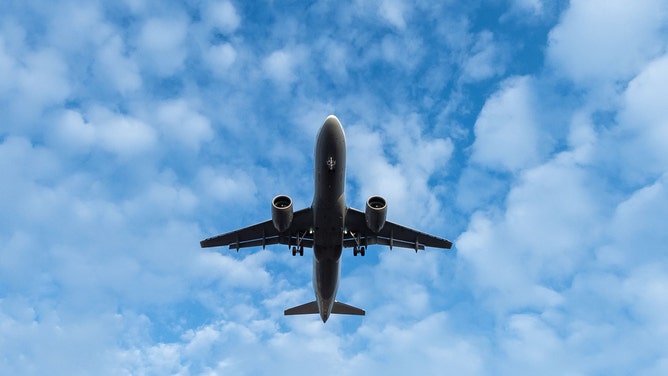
[347,229,366,256]
[291,230,308,256]
[353,246,366,257]
[292,246,304,256]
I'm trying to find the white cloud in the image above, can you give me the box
[614,53,668,181]
[196,166,258,205]
[108,309,487,375]
[94,110,156,158]
[15,49,70,114]
[137,16,189,76]
[203,0,241,34]
[378,0,409,30]
[192,251,273,291]
[205,43,237,75]
[128,181,198,219]
[461,31,507,82]
[353,313,485,375]
[511,0,544,16]
[0,305,132,375]
[51,107,157,158]
[600,173,668,269]
[51,2,116,49]
[566,111,598,164]
[471,76,546,172]
[378,33,424,70]
[548,0,667,85]
[95,34,142,93]
[155,99,214,152]
[347,114,453,228]
[460,129,610,314]
[502,314,557,362]
[458,12,668,366]
[505,157,602,269]
[262,47,308,86]
[622,264,668,333]
[457,212,564,313]
[51,110,97,152]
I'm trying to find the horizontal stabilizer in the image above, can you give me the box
[284,301,366,316]
[284,301,319,315]
[332,301,365,316]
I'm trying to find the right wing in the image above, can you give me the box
[344,208,453,251]
[200,208,313,250]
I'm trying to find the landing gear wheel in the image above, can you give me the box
[353,247,366,257]
[292,246,304,256]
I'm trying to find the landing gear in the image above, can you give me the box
[348,229,366,256]
[353,246,366,257]
[290,230,308,256]
[292,246,304,256]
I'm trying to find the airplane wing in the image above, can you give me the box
[343,208,453,251]
[201,208,314,250]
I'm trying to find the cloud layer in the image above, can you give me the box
[1,0,667,374]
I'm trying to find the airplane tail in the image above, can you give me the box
[284,301,365,316]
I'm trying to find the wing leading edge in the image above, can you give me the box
[344,208,453,251]
[201,208,314,250]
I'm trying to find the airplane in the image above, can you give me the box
[200,115,453,322]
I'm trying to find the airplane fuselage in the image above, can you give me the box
[311,116,347,322]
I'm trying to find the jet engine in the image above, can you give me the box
[272,195,293,232]
[365,196,387,233]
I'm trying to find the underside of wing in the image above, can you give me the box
[200,208,314,250]
[344,208,453,251]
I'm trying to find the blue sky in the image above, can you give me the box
[1,0,667,374]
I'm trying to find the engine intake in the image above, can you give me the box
[272,195,293,232]
[365,196,387,233]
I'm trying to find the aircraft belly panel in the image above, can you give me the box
[313,256,340,301]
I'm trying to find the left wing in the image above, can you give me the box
[344,208,453,251]
[201,208,314,250]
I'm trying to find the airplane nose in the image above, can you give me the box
[324,115,341,127]
[320,115,344,139]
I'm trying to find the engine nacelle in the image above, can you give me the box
[365,196,387,233]
[272,195,294,232]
